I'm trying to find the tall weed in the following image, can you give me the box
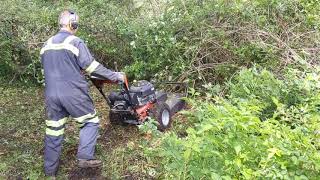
[142,67,320,179]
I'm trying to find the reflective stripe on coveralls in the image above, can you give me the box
[46,117,67,127]
[41,35,100,74]
[40,35,79,56]
[46,128,64,136]
[45,117,67,136]
[74,110,100,124]
[85,60,100,74]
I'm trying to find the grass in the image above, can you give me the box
[0,80,190,179]
[0,82,142,179]
[0,83,44,178]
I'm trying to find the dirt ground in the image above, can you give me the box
[0,84,148,179]
[0,81,190,179]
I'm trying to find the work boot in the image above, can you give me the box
[78,159,102,168]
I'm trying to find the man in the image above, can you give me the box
[40,10,124,176]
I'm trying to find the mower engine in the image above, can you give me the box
[91,75,186,131]
[128,80,156,107]
[107,80,157,123]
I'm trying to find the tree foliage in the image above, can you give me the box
[0,0,319,85]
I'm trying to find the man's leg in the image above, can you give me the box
[73,110,101,166]
[78,121,99,159]
[44,130,65,175]
[62,94,102,167]
[44,98,68,176]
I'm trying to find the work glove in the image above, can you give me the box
[116,72,126,83]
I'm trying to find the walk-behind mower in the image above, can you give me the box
[90,75,187,131]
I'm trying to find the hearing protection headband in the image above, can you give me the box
[68,10,78,30]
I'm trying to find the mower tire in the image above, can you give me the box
[109,111,125,125]
[152,102,172,131]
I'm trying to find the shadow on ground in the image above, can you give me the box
[68,167,104,180]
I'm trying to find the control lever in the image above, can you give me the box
[90,74,133,106]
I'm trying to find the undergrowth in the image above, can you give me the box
[1,0,319,85]
[139,66,320,179]
[1,0,320,179]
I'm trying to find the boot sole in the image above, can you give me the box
[78,163,102,168]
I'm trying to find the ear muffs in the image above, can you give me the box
[68,10,78,30]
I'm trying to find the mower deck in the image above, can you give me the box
[110,91,186,125]
[165,93,186,115]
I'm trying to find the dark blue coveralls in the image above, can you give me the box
[40,30,122,175]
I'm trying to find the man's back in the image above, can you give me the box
[41,30,89,96]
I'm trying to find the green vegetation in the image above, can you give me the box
[1,0,320,179]
[141,67,320,179]
[0,85,44,178]
[1,0,319,83]
[0,84,146,179]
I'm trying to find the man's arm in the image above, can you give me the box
[76,40,123,82]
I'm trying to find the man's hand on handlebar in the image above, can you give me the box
[90,72,126,86]
[116,72,126,83]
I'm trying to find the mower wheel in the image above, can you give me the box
[152,102,172,131]
[109,111,125,125]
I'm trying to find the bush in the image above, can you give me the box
[1,0,319,85]
[142,67,320,179]
[0,0,135,83]
[227,66,320,122]
[228,68,284,119]
[124,0,320,84]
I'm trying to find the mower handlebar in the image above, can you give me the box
[90,74,133,106]
[90,74,129,91]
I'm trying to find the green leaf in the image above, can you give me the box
[184,148,191,161]
[234,145,241,155]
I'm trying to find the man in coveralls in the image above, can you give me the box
[40,10,124,177]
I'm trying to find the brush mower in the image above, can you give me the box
[90,75,187,131]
